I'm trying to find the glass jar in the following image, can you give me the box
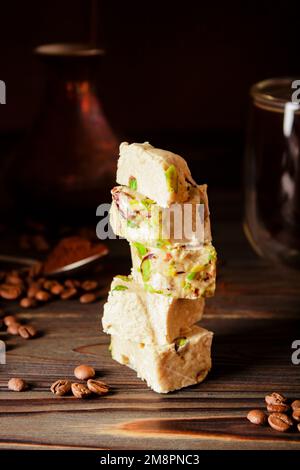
[244,78,300,268]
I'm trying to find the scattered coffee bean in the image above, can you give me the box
[6,273,23,286]
[3,315,17,326]
[20,297,37,308]
[292,409,300,422]
[18,325,37,339]
[0,284,22,300]
[8,377,26,392]
[71,383,92,399]
[265,392,287,406]
[81,280,98,292]
[65,279,81,289]
[79,292,96,304]
[50,379,72,396]
[60,287,77,300]
[43,280,54,291]
[267,403,290,413]
[74,364,95,380]
[35,290,51,302]
[87,379,109,396]
[291,400,300,411]
[247,409,267,426]
[27,283,39,299]
[7,323,22,335]
[268,413,293,432]
[50,282,64,295]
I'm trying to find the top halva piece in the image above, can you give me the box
[116,142,197,208]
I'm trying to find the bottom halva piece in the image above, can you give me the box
[110,325,213,393]
[102,276,205,344]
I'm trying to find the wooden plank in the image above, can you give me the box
[0,220,300,449]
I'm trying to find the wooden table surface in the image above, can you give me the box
[1,194,300,450]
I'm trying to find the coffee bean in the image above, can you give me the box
[247,409,267,426]
[265,392,287,406]
[71,383,92,399]
[3,315,17,326]
[81,280,98,292]
[20,297,37,308]
[267,403,290,413]
[268,413,293,432]
[8,377,26,392]
[65,279,81,289]
[79,292,96,304]
[50,379,71,396]
[292,409,300,422]
[298,423,300,432]
[43,280,54,291]
[27,283,39,299]
[74,364,95,380]
[7,323,22,335]
[35,290,51,302]
[291,400,300,411]
[6,273,23,286]
[60,287,77,300]
[18,325,37,339]
[50,282,64,295]
[87,379,109,396]
[0,284,22,300]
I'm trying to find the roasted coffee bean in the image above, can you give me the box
[3,315,17,326]
[8,377,26,392]
[265,392,287,406]
[291,400,300,411]
[7,323,22,335]
[6,273,23,286]
[298,423,300,432]
[267,403,290,413]
[0,284,22,300]
[87,379,109,396]
[50,379,72,396]
[18,325,37,339]
[74,364,95,380]
[20,297,37,308]
[268,413,293,432]
[43,280,54,291]
[81,280,98,292]
[35,290,51,302]
[65,279,81,289]
[71,383,92,399]
[79,292,97,304]
[292,409,300,422]
[60,287,77,300]
[27,283,39,299]
[50,282,64,295]
[247,409,267,426]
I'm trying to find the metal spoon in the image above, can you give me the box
[0,247,109,277]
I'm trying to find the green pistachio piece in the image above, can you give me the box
[115,275,132,282]
[186,271,197,281]
[167,261,177,277]
[165,164,178,193]
[141,258,151,282]
[133,242,148,258]
[176,337,187,348]
[183,281,192,290]
[144,284,164,294]
[129,176,137,191]
[127,219,138,228]
[112,285,129,292]
[141,197,155,210]
[156,239,171,249]
[186,264,204,281]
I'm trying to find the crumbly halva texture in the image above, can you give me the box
[130,243,216,299]
[102,276,205,345]
[110,184,211,246]
[110,325,213,393]
[116,142,197,208]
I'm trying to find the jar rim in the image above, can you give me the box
[250,77,299,108]
[35,43,105,58]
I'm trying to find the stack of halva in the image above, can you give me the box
[102,142,217,393]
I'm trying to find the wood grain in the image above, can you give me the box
[0,215,300,450]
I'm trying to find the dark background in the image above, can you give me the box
[0,0,299,191]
